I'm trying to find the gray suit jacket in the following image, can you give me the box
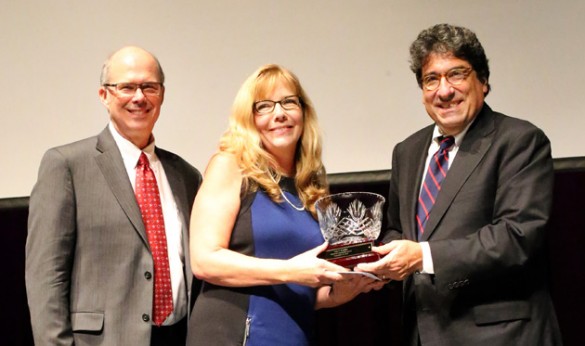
[25,127,202,345]
[382,104,562,345]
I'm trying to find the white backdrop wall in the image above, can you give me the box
[2,0,584,198]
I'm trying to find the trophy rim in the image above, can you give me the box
[315,191,386,208]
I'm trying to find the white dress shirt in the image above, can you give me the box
[419,123,472,274]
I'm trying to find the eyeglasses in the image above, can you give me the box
[253,95,302,114]
[103,82,164,96]
[422,67,473,91]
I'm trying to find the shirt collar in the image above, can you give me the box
[108,122,157,170]
[432,118,475,148]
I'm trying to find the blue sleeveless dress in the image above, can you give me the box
[187,178,324,346]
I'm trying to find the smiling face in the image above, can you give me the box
[422,53,488,136]
[254,80,304,172]
[98,47,165,149]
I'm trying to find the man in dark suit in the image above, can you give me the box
[358,24,562,345]
[25,46,202,345]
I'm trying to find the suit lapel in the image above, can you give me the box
[94,128,149,246]
[421,105,496,241]
[158,150,190,229]
[404,128,434,240]
[157,149,194,290]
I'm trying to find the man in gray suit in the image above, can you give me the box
[25,46,202,345]
[358,24,562,345]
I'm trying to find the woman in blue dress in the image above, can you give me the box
[187,64,380,345]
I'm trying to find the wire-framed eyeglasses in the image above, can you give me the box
[253,95,302,114]
[422,67,473,91]
[103,82,164,96]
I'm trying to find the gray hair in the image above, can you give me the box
[409,23,491,95]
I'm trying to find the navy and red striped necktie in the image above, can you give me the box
[416,136,455,239]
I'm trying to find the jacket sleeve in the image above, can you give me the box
[380,142,407,244]
[25,148,76,345]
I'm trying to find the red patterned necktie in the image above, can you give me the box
[135,152,173,326]
[416,136,455,239]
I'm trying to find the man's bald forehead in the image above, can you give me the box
[100,46,165,85]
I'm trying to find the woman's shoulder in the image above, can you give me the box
[206,151,239,172]
[193,152,247,215]
[200,151,242,185]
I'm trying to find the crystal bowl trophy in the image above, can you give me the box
[315,192,385,268]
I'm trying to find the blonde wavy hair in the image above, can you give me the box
[219,64,328,216]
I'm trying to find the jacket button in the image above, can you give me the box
[142,314,150,322]
[144,271,152,280]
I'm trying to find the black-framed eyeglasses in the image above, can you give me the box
[253,95,302,114]
[422,67,473,91]
[103,82,164,96]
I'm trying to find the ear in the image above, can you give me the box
[98,87,109,107]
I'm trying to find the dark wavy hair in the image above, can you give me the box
[409,24,491,96]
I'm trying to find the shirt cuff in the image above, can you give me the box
[420,241,434,274]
